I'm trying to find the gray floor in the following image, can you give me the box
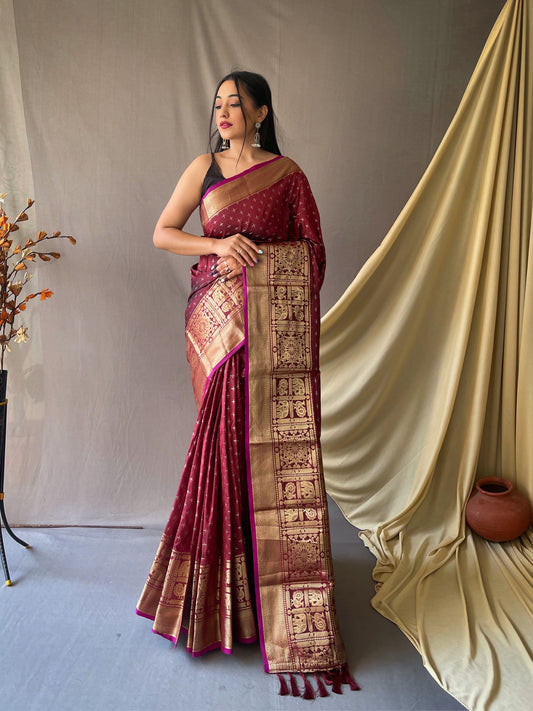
[1,500,465,711]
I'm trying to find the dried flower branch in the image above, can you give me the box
[0,193,76,370]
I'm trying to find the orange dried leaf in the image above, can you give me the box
[27,198,34,207]
[38,254,51,261]
[50,252,61,259]
[17,212,29,222]
[53,231,61,237]
[10,224,19,232]
[40,289,54,301]
[14,263,27,271]
[24,239,35,247]
[37,231,47,240]
[68,236,77,245]
[19,303,27,311]
[13,245,21,254]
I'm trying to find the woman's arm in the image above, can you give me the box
[153,154,260,267]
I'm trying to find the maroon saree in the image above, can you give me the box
[136,156,356,695]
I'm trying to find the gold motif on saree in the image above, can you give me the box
[186,276,244,408]
[284,581,338,665]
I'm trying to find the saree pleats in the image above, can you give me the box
[136,350,257,655]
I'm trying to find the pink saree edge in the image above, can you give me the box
[152,628,178,646]
[202,155,284,200]
[135,608,154,621]
[186,635,258,658]
[242,266,270,674]
[137,601,260,656]
[136,609,179,647]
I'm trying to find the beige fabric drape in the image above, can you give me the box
[321,1,533,709]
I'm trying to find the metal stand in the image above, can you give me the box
[0,370,29,586]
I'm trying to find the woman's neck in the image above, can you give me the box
[217,146,274,175]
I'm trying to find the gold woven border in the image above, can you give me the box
[245,242,345,673]
[201,157,299,223]
[185,275,244,408]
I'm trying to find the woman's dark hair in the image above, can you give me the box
[208,71,281,155]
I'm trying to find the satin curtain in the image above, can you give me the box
[321,1,533,709]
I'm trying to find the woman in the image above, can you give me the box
[136,71,358,698]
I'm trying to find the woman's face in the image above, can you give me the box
[215,80,265,146]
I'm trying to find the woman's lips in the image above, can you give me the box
[219,122,232,129]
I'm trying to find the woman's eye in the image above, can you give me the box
[230,103,241,108]
[215,105,221,110]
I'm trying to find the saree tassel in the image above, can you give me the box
[314,672,329,697]
[341,663,361,690]
[300,673,315,700]
[277,673,290,696]
[322,668,343,694]
[288,672,301,697]
[331,676,342,695]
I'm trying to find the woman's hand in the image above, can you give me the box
[211,255,242,281]
[216,234,262,267]
[211,234,262,281]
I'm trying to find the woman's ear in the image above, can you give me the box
[257,105,268,123]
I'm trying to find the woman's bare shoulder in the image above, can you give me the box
[184,153,213,177]
[173,153,213,195]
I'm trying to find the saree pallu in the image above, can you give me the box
[137,157,352,685]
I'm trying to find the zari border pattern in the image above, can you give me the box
[186,275,244,408]
[244,241,345,673]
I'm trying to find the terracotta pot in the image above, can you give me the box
[466,476,532,542]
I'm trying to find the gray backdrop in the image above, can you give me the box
[0,0,503,525]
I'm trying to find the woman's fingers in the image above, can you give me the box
[219,264,241,282]
[220,266,241,283]
[236,239,262,265]
[219,234,263,266]
[231,245,256,267]
[211,257,242,281]
[212,257,233,275]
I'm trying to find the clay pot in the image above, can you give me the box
[466,476,532,542]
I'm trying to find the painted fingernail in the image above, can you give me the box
[221,277,226,283]
[258,249,263,254]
